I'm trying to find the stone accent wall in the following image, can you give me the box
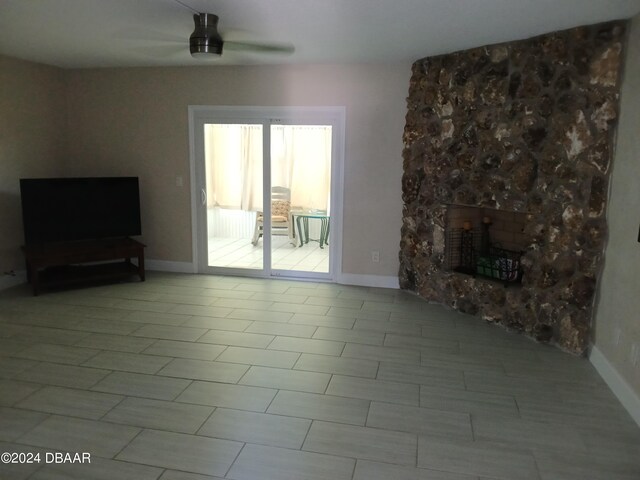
[399,21,626,354]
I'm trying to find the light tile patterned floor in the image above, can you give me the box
[0,272,639,480]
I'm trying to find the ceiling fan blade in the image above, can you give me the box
[223,40,294,55]
[130,45,186,58]
[116,28,185,45]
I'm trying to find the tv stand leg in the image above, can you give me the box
[25,259,31,283]
[27,263,40,296]
[138,252,145,282]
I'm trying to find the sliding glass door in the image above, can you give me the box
[203,123,264,270]
[270,123,332,274]
[190,107,344,281]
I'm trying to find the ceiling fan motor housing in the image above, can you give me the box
[190,13,223,57]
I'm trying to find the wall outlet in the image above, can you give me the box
[175,176,184,187]
[371,251,380,263]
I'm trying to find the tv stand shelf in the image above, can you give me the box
[22,237,145,296]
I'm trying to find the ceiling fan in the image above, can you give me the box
[175,0,294,59]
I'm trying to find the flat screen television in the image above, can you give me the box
[20,177,142,245]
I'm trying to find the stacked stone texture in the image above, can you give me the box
[399,21,626,354]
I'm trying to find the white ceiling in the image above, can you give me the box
[1,0,639,69]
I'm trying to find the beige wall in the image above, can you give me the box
[0,55,67,272]
[593,14,640,396]
[64,63,411,276]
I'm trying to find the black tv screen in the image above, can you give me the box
[20,177,142,245]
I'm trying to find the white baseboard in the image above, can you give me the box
[146,259,197,274]
[0,270,27,291]
[144,264,400,290]
[0,264,397,291]
[589,345,640,427]
[145,251,400,289]
[337,273,399,289]
[2,262,199,291]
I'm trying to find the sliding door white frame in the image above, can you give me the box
[188,105,345,282]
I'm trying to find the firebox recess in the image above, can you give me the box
[445,205,529,285]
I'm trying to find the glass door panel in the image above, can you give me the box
[203,123,264,270]
[270,124,332,274]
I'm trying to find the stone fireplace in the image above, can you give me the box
[399,21,626,354]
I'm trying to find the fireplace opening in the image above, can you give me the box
[445,205,529,285]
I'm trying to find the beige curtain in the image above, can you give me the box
[205,123,331,213]
[271,125,332,213]
[204,124,263,211]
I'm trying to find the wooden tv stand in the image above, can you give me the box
[22,237,145,296]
